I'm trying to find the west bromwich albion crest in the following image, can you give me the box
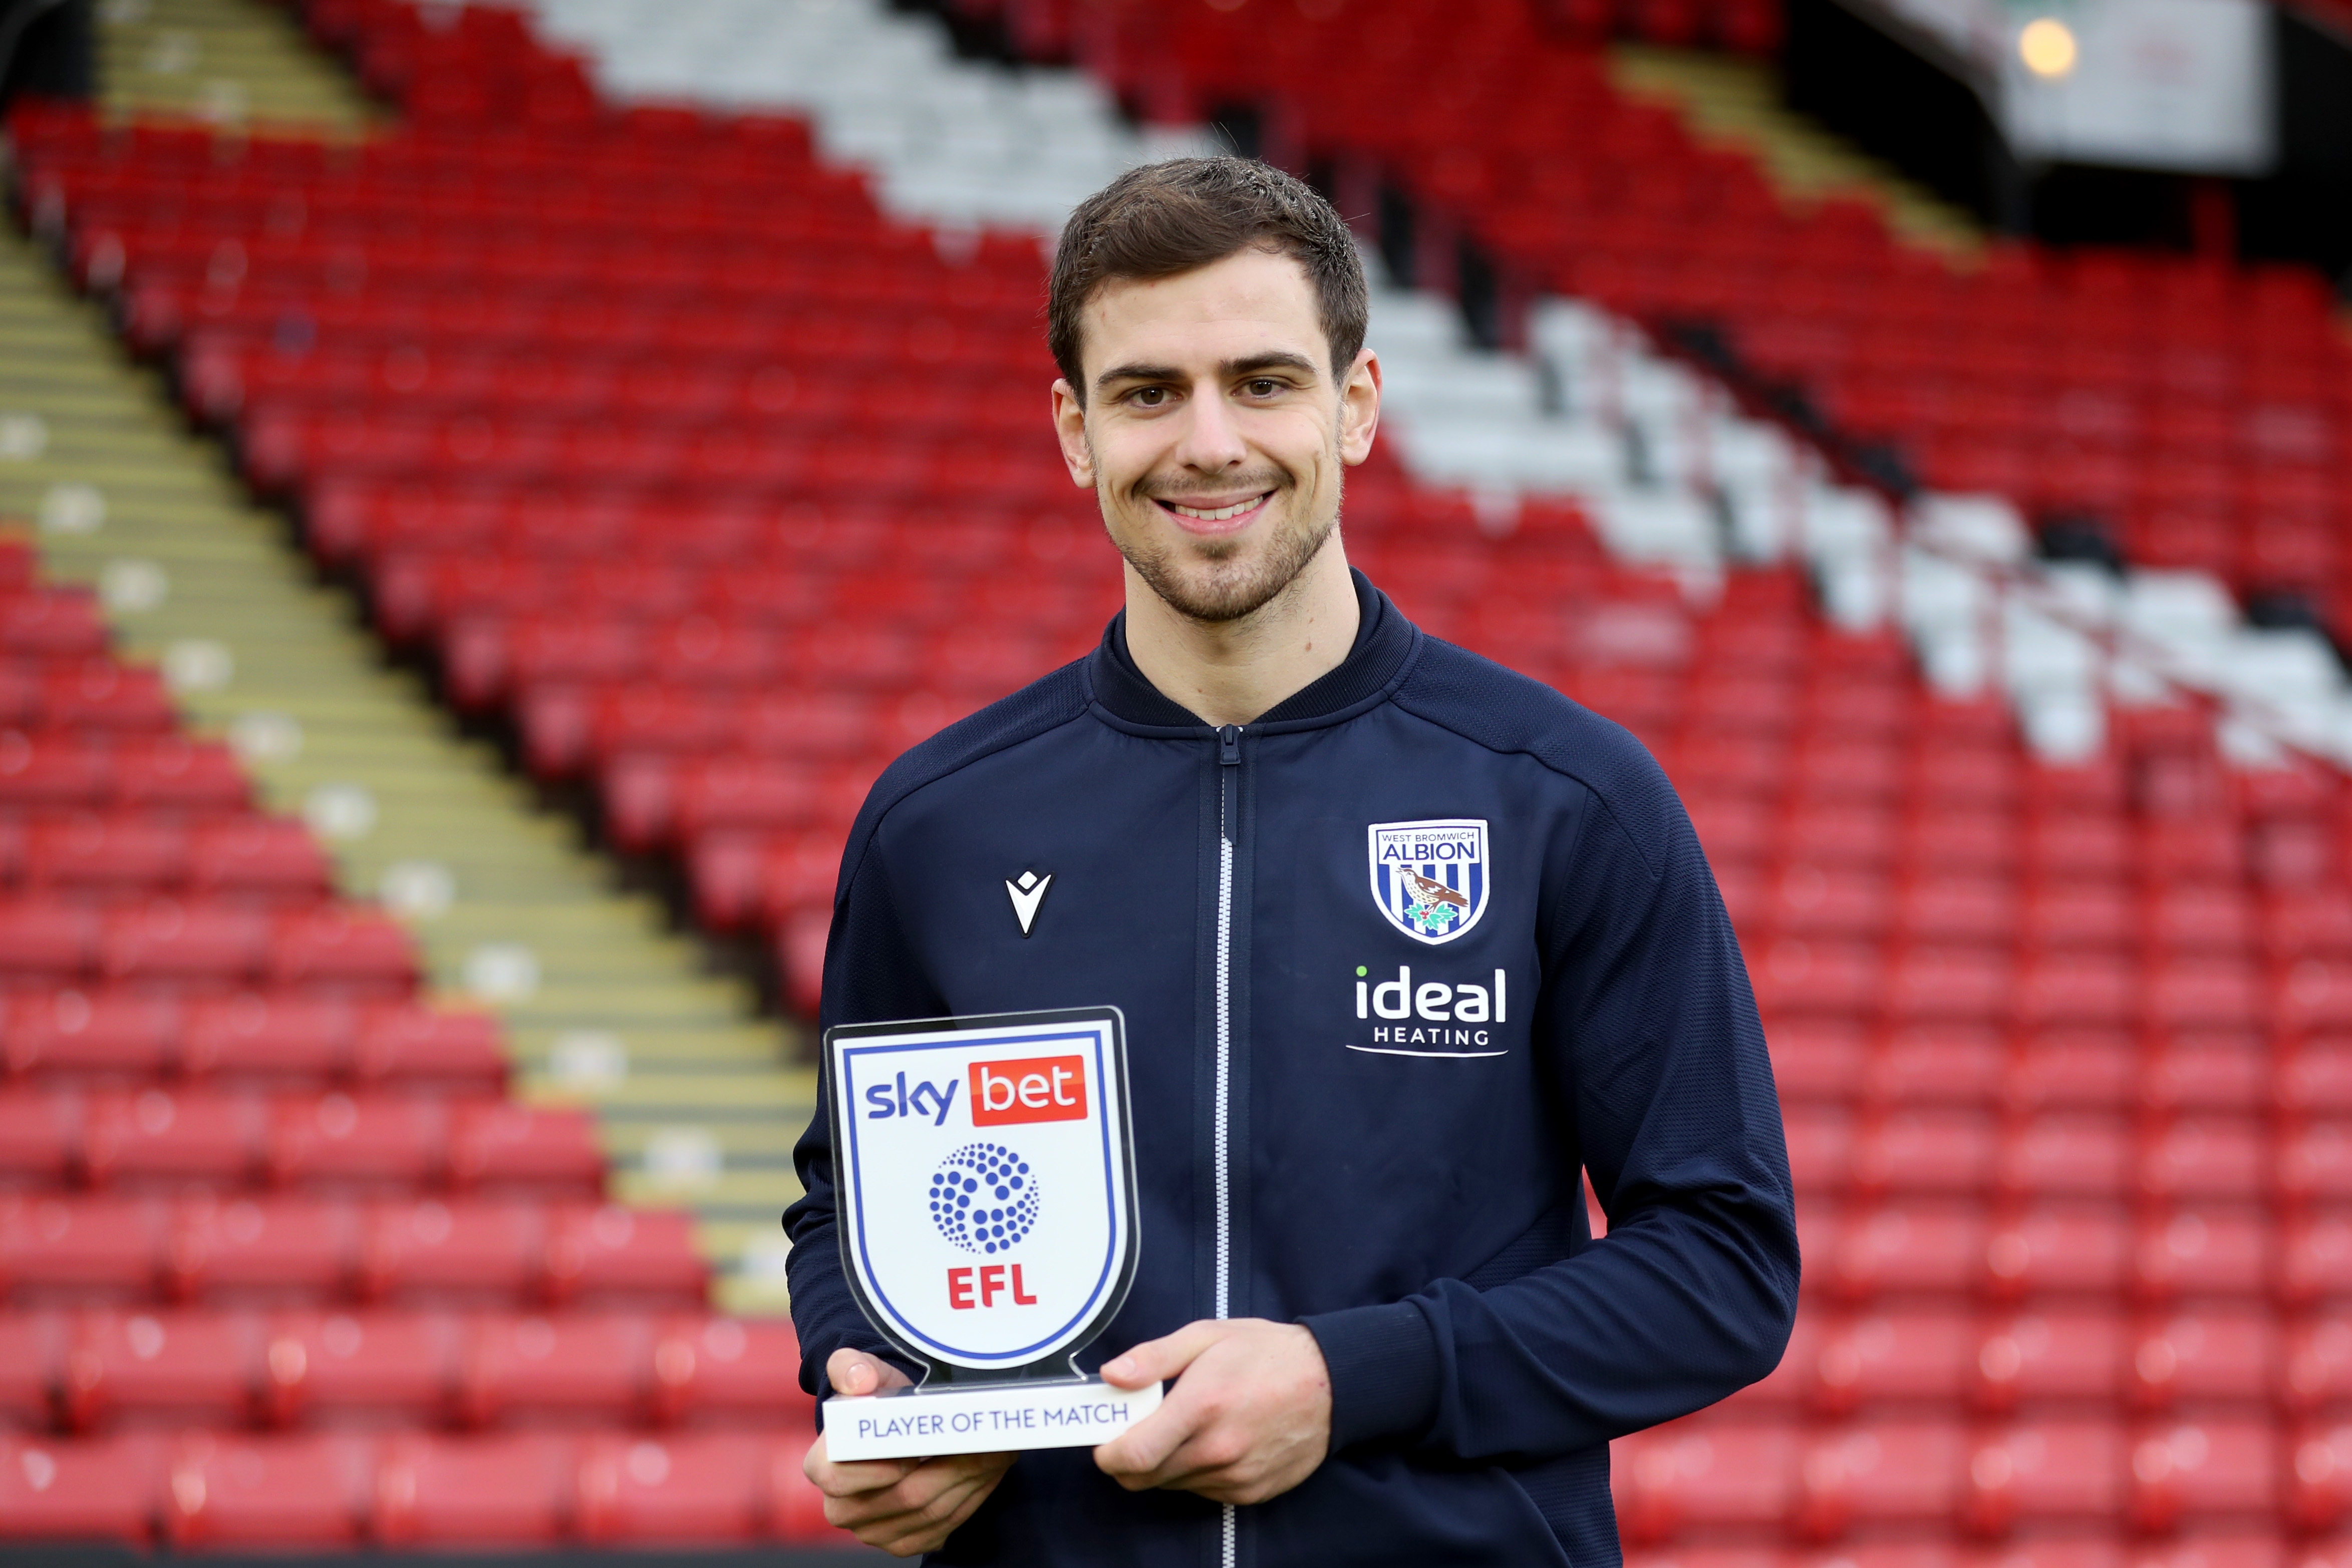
[1368,819,1491,946]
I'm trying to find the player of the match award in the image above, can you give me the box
[821,1006,1155,1461]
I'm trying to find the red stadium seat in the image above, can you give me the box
[2129,1419,2277,1530]
[99,901,267,985]
[260,1309,457,1426]
[446,1102,605,1196]
[2133,1208,2271,1301]
[1966,1418,2126,1532]
[456,1311,649,1426]
[268,908,418,995]
[0,900,98,981]
[1616,1418,1797,1543]
[372,1430,571,1545]
[3,990,180,1082]
[649,1315,813,1426]
[544,1203,705,1307]
[1971,1310,2123,1411]
[575,1429,766,1543]
[0,1432,161,1541]
[187,818,332,901]
[267,1093,446,1192]
[81,1088,260,1189]
[1795,1420,1963,1537]
[59,1308,257,1430]
[0,1091,76,1187]
[2283,1318,2352,1413]
[358,1199,541,1306]
[1982,1204,2131,1300]
[2129,1309,2278,1410]
[166,1195,356,1302]
[181,993,354,1086]
[160,1430,370,1547]
[1823,1203,1983,1301]
[0,1195,161,1301]
[352,1004,507,1094]
[1808,1309,1971,1415]
[0,1310,60,1427]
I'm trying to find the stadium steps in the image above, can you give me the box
[0,162,810,1318]
[1606,42,1983,264]
[95,0,379,131]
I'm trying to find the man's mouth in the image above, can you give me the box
[1156,492,1272,526]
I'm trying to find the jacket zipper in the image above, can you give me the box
[1214,722,1241,1568]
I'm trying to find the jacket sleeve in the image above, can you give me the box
[784,827,948,1401]
[1301,759,1799,1460]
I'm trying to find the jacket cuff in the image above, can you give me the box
[1300,1300,1439,1451]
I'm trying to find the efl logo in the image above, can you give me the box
[969,1055,1088,1127]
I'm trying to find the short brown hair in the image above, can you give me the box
[1047,157,1369,404]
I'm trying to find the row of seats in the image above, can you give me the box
[1771,1028,2352,1114]
[0,990,505,1091]
[1627,1544,2335,1568]
[1793,1201,2345,1305]
[1783,1110,2352,1204]
[0,1088,600,1195]
[0,898,416,992]
[1,1193,702,1307]
[0,734,257,811]
[1741,1304,2348,1416]
[0,814,328,901]
[1745,952,2346,1035]
[1613,1411,2326,1541]
[0,1426,838,1546]
[0,1307,804,1431]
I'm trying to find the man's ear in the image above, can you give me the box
[1337,348,1381,467]
[1051,378,1095,489]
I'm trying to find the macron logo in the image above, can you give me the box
[969,1056,1088,1127]
[1005,870,1052,937]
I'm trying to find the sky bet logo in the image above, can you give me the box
[1352,964,1509,1052]
[864,1055,1089,1128]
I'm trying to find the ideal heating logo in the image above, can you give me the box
[1352,964,1508,1051]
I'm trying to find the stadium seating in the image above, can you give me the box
[11,0,2352,1557]
[0,503,833,1545]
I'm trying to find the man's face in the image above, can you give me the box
[1051,247,1380,623]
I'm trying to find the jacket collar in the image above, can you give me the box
[1086,567,1415,730]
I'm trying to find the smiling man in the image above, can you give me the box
[785,159,1798,1565]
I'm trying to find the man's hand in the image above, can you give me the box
[802,1349,1016,1557]
[1093,1319,1332,1505]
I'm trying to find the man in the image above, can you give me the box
[785,158,1798,1565]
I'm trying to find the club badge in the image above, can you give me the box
[1368,818,1491,946]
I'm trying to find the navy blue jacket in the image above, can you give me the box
[785,572,1798,1567]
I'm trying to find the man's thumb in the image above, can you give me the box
[1100,1322,1220,1389]
[827,1348,910,1397]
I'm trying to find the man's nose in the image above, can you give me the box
[1172,383,1248,470]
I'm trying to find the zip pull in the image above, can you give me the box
[1217,724,1242,767]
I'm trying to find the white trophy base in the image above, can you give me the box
[824,1376,1164,1460]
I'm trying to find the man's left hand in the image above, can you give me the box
[1092,1319,1332,1505]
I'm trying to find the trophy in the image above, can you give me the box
[820,1006,1158,1461]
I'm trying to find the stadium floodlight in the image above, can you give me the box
[2017,16,2079,78]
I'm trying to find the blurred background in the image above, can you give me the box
[0,0,2350,1558]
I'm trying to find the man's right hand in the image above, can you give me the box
[803,1348,1017,1558]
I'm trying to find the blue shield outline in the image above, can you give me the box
[1367,818,1492,947]
[825,1007,1137,1380]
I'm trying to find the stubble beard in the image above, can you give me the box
[1103,461,1342,625]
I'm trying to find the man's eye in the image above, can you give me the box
[1132,388,1166,407]
[1247,380,1278,396]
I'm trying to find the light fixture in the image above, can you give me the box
[2018,17,2079,79]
